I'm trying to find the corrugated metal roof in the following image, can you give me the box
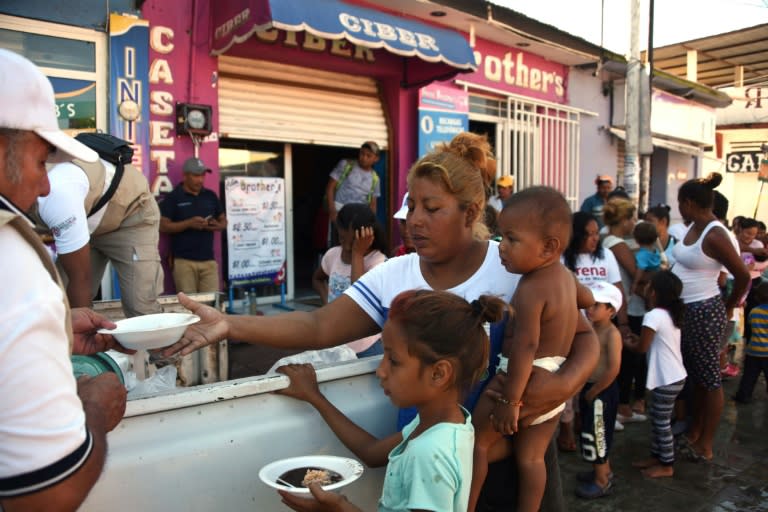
[646,24,768,89]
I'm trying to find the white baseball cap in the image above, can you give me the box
[587,281,623,312]
[393,192,409,220]
[0,49,98,163]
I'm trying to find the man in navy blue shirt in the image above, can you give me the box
[160,157,226,293]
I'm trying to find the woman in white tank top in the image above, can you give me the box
[671,173,749,463]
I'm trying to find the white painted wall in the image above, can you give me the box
[567,68,618,208]
[707,128,768,222]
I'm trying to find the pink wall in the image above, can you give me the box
[143,0,221,294]
[142,0,465,288]
[467,38,569,104]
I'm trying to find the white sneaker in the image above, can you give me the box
[614,419,624,432]
[617,412,647,423]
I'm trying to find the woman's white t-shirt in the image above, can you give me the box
[569,251,622,285]
[346,241,518,428]
[346,241,520,328]
[642,307,687,389]
[603,234,645,316]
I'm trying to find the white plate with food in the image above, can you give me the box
[259,455,364,495]
[97,313,200,350]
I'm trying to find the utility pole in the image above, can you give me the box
[639,0,654,213]
[623,0,641,204]
[625,0,654,212]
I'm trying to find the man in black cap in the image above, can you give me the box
[159,157,226,293]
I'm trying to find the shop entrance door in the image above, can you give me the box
[219,140,386,304]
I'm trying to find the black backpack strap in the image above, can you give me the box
[74,132,133,217]
[88,160,125,216]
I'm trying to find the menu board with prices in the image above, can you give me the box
[224,177,286,286]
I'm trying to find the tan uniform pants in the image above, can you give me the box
[172,258,220,294]
[90,201,164,318]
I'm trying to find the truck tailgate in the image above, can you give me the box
[80,358,395,511]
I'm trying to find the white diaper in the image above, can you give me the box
[495,355,567,425]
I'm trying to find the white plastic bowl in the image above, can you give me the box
[98,313,200,350]
[258,455,364,496]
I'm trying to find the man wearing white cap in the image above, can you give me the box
[391,192,415,257]
[0,49,126,509]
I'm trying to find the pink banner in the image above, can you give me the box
[465,38,568,104]
[419,82,469,113]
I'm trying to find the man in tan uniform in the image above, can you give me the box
[37,146,163,317]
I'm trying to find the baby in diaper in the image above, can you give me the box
[468,186,586,512]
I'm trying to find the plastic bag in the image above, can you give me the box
[126,365,178,398]
[267,346,358,375]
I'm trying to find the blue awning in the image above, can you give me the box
[211,0,477,73]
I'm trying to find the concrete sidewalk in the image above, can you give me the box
[559,375,768,511]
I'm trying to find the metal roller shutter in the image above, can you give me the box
[218,56,388,149]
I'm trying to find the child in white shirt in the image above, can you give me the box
[624,270,688,476]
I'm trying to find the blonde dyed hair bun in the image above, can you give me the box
[442,132,495,188]
[603,197,636,227]
[408,132,496,240]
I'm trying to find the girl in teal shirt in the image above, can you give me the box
[276,289,507,512]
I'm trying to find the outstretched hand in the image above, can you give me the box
[71,307,135,355]
[161,292,229,357]
[278,483,359,512]
[275,363,322,404]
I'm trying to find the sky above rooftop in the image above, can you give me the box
[490,0,768,55]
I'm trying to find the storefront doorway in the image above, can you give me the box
[219,140,386,303]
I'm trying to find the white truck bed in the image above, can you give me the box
[81,357,394,511]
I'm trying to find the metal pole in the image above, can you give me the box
[624,0,641,204]
[754,181,765,218]
[756,150,768,217]
[638,0,655,214]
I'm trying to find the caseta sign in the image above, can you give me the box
[468,38,568,103]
